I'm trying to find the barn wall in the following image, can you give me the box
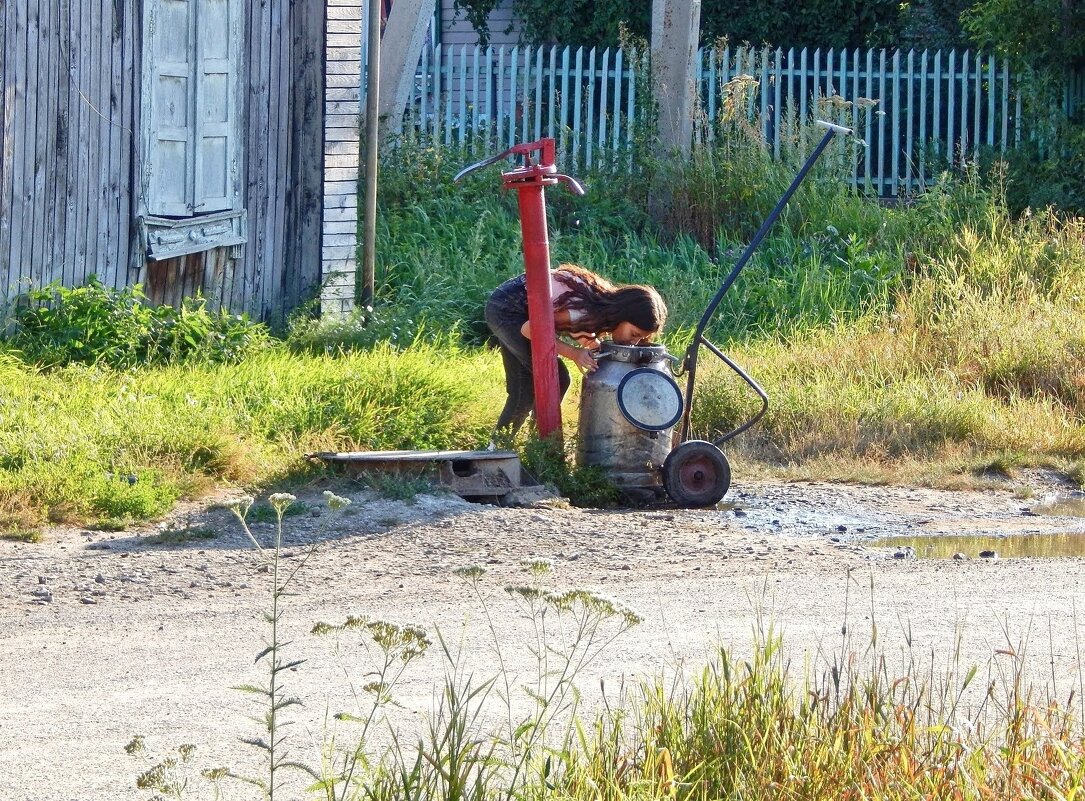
[0,0,138,299]
[0,0,328,322]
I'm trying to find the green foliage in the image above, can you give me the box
[963,0,1085,71]
[5,277,268,369]
[89,469,180,527]
[509,0,649,49]
[986,127,1085,215]
[699,0,904,49]
[897,0,973,51]
[355,469,437,502]
[962,0,1085,216]
[453,0,909,48]
[521,437,620,507]
[450,0,506,47]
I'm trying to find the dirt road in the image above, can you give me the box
[2,476,1084,800]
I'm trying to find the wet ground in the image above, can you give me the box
[725,482,1085,560]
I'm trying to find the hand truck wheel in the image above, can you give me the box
[662,440,731,507]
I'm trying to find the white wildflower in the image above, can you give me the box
[520,557,554,576]
[453,564,487,581]
[322,490,351,510]
[268,492,296,514]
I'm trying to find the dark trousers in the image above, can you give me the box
[485,275,571,434]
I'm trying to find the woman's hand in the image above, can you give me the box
[569,346,599,373]
[556,341,599,372]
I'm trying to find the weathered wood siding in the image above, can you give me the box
[439,0,520,47]
[1,0,332,321]
[0,0,137,300]
[230,0,326,320]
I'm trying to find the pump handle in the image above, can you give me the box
[454,140,557,182]
[555,174,586,196]
[453,147,517,183]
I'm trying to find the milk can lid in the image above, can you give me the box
[616,368,684,431]
[598,341,670,364]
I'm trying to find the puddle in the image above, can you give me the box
[876,532,1085,559]
[1030,493,1085,518]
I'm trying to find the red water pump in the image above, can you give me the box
[454,139,585,441]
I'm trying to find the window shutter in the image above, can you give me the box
[194,0,240,213]
[147,0,197,216]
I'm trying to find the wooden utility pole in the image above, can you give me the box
[360,0,435,306]
[361,0,382,306]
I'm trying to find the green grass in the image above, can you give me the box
[0,344,505,533]
[687,209,1085,482]
[3,119,1085,532]
[546,633,1085,801]
[0,528,41,543]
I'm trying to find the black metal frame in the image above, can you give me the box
[677,121,854,447]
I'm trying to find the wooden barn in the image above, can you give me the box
[0,0,362,320]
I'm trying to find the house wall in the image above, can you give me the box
[321,0,362,316]
[0,0,332,322]
[439,0,521,47]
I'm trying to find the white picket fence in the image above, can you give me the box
[394,43,1030,196]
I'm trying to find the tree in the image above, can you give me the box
[962,0,1085,70]
[452,0,911,49]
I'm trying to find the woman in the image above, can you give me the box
[485,263,668,436]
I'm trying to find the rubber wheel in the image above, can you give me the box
[663,440,731,507]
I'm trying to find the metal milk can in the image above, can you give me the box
[576,341,684,495]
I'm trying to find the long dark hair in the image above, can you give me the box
[552,264,668,335]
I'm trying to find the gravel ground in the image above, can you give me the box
[2,473,1085,800]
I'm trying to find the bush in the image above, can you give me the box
[5,277,269,369]
[994,127,1085,216]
